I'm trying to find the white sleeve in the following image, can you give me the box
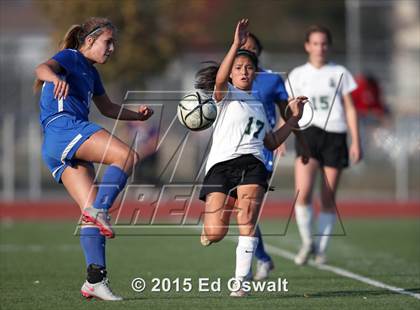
[341,68,357,95]
[212,83,234,105]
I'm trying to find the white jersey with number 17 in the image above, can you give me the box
[205,83,270,174]
[286,62,357,133]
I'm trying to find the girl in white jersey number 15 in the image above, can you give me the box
[286,25,362,266]
[34,17,153,301]
[196,19,307,297]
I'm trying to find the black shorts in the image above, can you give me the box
[199,154,269,201]
[295,126,349,169]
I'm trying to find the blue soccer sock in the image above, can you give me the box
[254,225,272,262]
[93,165,128,210]
[80,227,106,268]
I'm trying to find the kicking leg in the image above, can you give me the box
[61,162,121,301]
[74,129,139,237]
[201,192,235,246]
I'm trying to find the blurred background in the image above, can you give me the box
[0,0,419,204]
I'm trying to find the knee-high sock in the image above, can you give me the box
[254,225,271,262]
[295,203,313,247]
[317,211,336,254]
[93,165,128,210]
[80,227,106,268]
[235,236,259,280]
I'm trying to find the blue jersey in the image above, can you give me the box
[252,68,288,171]
[39,49,105,127]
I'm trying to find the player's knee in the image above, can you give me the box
[295,193,312,205]
[205,226,227,243]
[236,212,254,227]
[116,149,139,172]
[236,204,258,226]
[238,225,257,237]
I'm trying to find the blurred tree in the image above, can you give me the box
[204,0,345,53]
[37,0,345,89]
[36,0,214,89]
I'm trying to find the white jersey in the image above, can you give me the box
[286,62,357,133]
[205,83,270,173]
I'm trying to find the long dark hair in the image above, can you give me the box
[33,17,116,93]
[195,50,258,92]
[195,61,219,91]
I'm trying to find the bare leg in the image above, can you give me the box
[320,167,342,211]
[235,184,265,236]
[233,184,265,285]
[75,129,139,174]
[202,193,236,243]
[61,161,97,212]
[295,157,319,205]
[316,166,342,259]
[71,129,139,237]
[294,157,319,245]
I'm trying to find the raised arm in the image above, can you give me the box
[35,59,69,99]
[213,19,249,102]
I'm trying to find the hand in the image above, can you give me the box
[286,96,308,120]
[53,77,69,100]
[349,143,362,164]
[233,18,249,47]
[137,105,154,121]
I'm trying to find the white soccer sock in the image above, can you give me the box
[317,211,336,254]
[295,204,313,247]
[235,236,259,280]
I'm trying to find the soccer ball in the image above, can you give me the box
[177,91,217,131]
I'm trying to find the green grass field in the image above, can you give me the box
[1,219,419,309]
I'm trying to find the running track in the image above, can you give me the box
[1,201,419,220]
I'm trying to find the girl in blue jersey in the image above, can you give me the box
[34,17,153,301]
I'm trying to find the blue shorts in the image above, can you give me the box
[41,114,103,183]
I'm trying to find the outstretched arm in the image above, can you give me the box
[264,96,307,151]
[276,99,310,164]
[214,19,249,102]
[93,94,153,121]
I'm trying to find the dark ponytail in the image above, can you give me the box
[195,61,219,91]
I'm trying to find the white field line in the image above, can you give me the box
[236,237,420,300]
